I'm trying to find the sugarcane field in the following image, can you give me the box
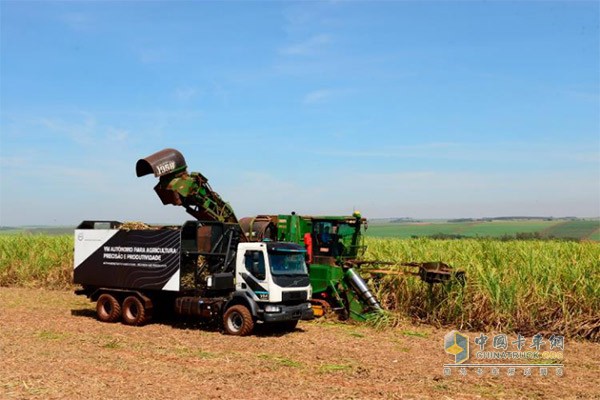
[2,2,599,399]
[1,185,599,398]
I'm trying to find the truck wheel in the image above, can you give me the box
[122,296,149,326]
[96,293,121,323]
[223,305,254,336]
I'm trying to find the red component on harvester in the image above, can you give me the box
[303,232,313,263]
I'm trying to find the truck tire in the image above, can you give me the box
[96,293,121,323]
[223,305,254,336]
[122,296,149,326]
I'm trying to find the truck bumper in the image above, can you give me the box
[262,303,314,322]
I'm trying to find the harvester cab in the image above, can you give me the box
[310,213,366,261]
[243,212,367,261]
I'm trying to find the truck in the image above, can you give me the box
[73,158,314,335]
[135,148,464,322]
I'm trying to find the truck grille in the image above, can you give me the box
[282,291,308,302]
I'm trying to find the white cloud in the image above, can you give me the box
[303,89,335,104]
[35,114,133,147]
[137,48,168,64]
[280,34,333,56]
[0,156,29,168]
[302,88,353,105]
[220,171,327,217]
[106,127,129,143]
[311,141,598,164]
[326,170,600,219]
[39,113,97,145]
[220,168,600,219]
[211,82,230,105]
[60,12,91,31]
[311,142,460,158]
[174,87,198,101]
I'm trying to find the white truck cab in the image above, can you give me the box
[234,242,313,323]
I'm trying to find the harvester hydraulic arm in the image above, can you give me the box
[345,260,465,285]
[136,148,239,224]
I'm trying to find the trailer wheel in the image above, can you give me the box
[96,293,121,323]
[122,296,149,326]
[223,305,254,336]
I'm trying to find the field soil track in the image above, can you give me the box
[1,288,599,399]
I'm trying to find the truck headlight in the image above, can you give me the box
[265,305,281,313]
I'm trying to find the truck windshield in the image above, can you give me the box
[268,252,308,276]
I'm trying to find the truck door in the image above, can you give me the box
[239,250,270,301]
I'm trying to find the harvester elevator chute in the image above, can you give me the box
[136,148,239,225]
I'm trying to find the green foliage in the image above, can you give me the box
[37,330,68,341]
[542,220,600,239]
[258,354,303,368]
[366,220,600,241]
[0,234,73,289]
[318,363,353,373]
[1,234,599,340]
[364,237,600,340]
[102,338,122,349]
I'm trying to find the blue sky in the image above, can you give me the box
[1,1,598,226]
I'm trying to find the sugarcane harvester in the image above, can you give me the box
[239,214,463,321]
[138,148,463,322]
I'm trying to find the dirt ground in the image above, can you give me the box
[1,288,598,399]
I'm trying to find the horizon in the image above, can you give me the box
[2,215,599,229]
[1,1,598,226]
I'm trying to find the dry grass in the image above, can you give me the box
[2,288,599,400]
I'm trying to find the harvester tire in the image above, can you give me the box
[223,305,254,336]
[122,296,149,326]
